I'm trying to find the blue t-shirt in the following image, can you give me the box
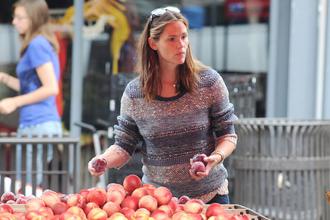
[16,35,60,127]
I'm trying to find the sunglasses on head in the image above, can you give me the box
[149,6,180,21]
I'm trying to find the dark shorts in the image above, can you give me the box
[207,194,230,204]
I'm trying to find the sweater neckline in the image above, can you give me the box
[156,89,186,101]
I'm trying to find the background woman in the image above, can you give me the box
[0,0,62,191]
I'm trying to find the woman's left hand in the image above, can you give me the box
[189,154,222,181]
[0,98,18,114]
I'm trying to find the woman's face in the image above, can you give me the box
[12,6,31,35]
[149,21,189,67]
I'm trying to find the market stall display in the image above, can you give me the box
[0,174,269,220]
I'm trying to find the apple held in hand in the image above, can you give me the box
[190,161,206,175]
[191,154,207,166]
[92,158,107,173]
[190,153,208,175]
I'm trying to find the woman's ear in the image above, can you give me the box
[148,37,157,50]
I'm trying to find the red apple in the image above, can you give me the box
[0,192,16,203]
[0,204,14,213]
[106,183,126,198]
[187,213,204,220]
[157,205,174,217]
[86,188,107,207]
[25,210,44,220]
[132,208,150,220]
[183,199,204,214]
[87,207,107,220]
[92,158,107,173]
[134,208,150,216]
[84,202,99,216]
[176,204,185,212]
[13,212,26,219]
[167,197,179,212]
[0,212,17,220]
[172,211,189,220]
[108,212,128,220]
[66,206,87,218]
[208,214,230,220]
[120,195,139,210]
[153,187,172,206]
[131,187,148,200]
[151,209,170,220]
[205,203,226,218]
[142,184,156,196]
[178,195,190,204]
[191,153,207,166]
[122,175,142,194]
[39,206,55,216]
[107,190,125,205]
[52,201,68,215]
[16,196,28,204]
[138,195,158,212]
[190,161,206,174]
[120,207,135,219]
[67,194,86,208]
[41,190,61,208]
[60,212,85,220]
[102,201,120,216]
[79,189,90,200]
[26,198,46,211]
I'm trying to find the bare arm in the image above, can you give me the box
[15,62,59,106]
[0,72,20,91]
[212,135,237,163]
[88,144,131,176]
[0,62,58,114]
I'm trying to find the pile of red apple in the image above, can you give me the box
[0,174,250,220]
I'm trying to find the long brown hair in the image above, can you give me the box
[135,8,207,101]
[14,0,59,56]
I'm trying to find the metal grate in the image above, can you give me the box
[0,133,80,196]
[230,118,330,220]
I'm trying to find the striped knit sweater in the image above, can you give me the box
[114,68,237,199]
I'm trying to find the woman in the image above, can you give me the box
[0,0,62,190]
[88,6,237,204]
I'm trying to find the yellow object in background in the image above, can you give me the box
[57,0,131,74]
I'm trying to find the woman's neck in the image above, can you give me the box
[158,65,179,97]
[159,64,177,84]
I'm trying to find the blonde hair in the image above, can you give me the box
[14,0,59,56]
[135,9,207,101]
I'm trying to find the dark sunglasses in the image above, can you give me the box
[149,6,180,21]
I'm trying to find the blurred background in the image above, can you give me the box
[1,0,330,134]
[1,1,330,219]
[1,0,329,133]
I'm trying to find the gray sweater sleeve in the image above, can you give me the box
[209,72,238,138]
[114,91,142,155]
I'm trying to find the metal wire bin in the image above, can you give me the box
[222,73,258,118]
[0,133,80,196]
[231,118,330,220]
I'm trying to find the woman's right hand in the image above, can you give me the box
[88,156,108,176]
